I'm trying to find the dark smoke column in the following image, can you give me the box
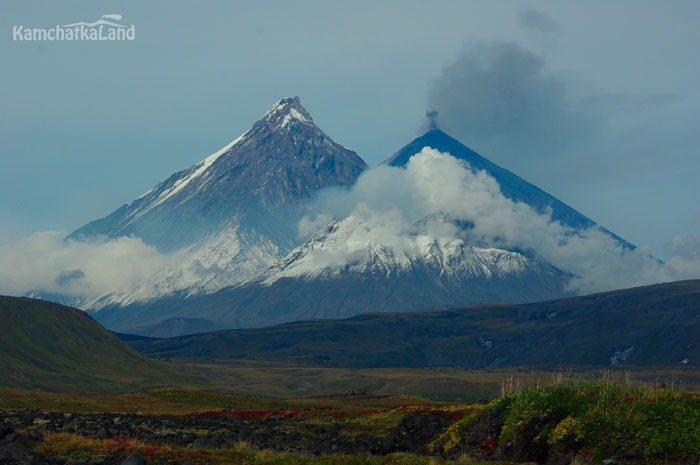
[426,110,439,130]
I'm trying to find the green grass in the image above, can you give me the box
[0,296,209,393]
[499,380,700,460]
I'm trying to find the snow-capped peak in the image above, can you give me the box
[130,97,319,213]
[111,98,333,228]
[262,96,315,129]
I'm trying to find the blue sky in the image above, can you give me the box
[1,0,698,260]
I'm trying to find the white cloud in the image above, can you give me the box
[299,148,700,294]
[0,232,169,300]
[666,235,700,278]
[297,212,334,239]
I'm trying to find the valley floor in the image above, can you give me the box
[167,360,700,402]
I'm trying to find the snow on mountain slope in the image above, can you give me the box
[258,217,548,285]
[86,221,282,309]
[134,132,249,217]
[64,97,367,311]
[97,214,570,335]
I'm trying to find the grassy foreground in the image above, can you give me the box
[499,381,700,458]
[431,379,700,462]
[2,377,698,464]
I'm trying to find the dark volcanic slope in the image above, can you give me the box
[0,296,199,393]
[123,280,700,367]
[386,130,630,246]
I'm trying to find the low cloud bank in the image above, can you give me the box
[299,148,700,294]
[0,232,168,300]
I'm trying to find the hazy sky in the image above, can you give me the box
[1,1,698,260]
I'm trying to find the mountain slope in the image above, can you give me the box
[71,97,366,251]
[68,97,367,310]
[123,280,700,367]
[386,129,630,246]
[98,215,570,335]
[0,296,203,393]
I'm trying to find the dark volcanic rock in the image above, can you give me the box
[121,454,146,465]
[545,446,576,465]
[387,412,447,455]
[0,408,454,460]
[451,405,504,459]
[494,413,563,463]
[0,425,56,465]
[0,423,15,442]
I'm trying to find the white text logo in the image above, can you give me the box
[13,14,135,41]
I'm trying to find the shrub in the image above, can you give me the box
[496,380,700,461]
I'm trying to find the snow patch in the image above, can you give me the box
[119,130,250,228]
[610,346,634,365]
[263,98,286,118]
[280,107,312,129]
[150,131,249,209]
[262,98,313,129]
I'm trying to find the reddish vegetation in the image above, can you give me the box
[141,446,165,456]
[106,437,132,454]
[356,409,382,416]
[482,436,498,455]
